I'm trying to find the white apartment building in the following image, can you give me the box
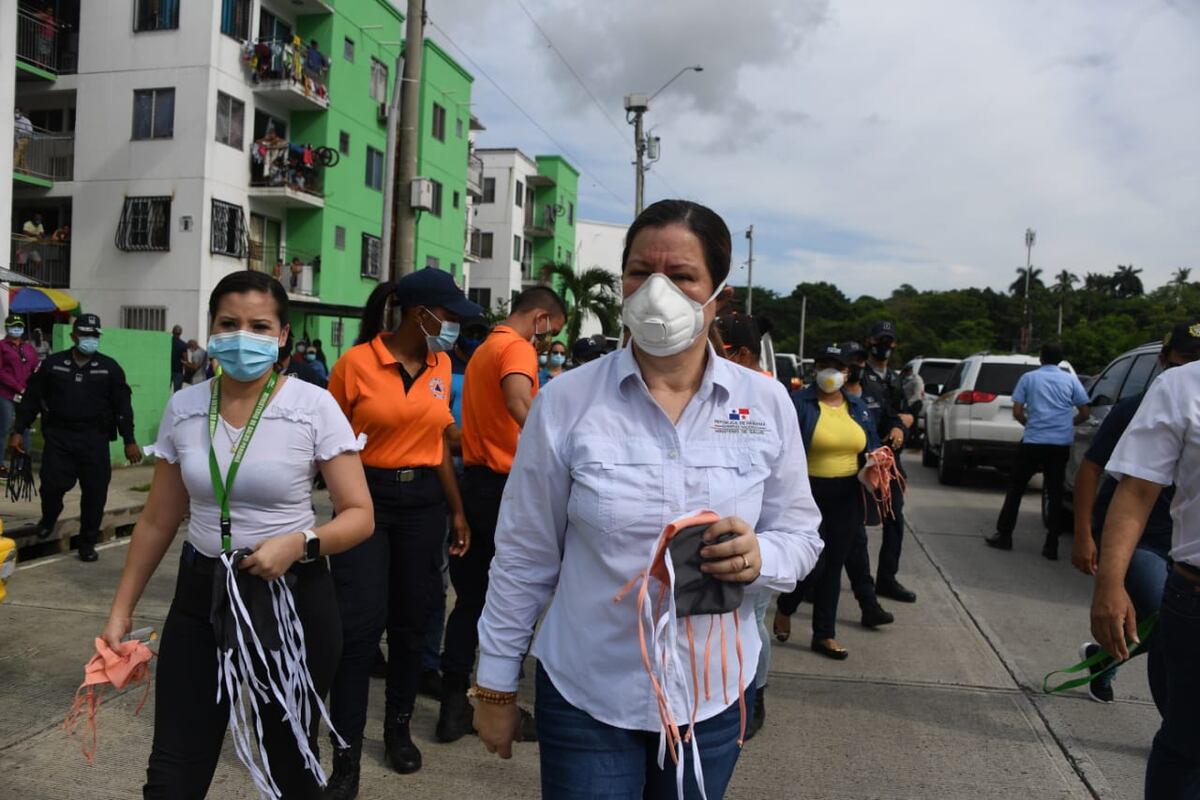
[8,0,375,341]
[465,147,542,315]
[573,217,627,338]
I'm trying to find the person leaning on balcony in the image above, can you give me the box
[323,269,481,795]
[290,257,304,292]
[13,109,33,169]
[22,213,45,241]
[51,225,70,243]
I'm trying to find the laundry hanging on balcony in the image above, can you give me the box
[8,287,80,314]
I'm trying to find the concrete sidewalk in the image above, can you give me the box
[2,462,154,555]
[0,485,1105,800]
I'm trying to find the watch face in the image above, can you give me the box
[306,534,320,560]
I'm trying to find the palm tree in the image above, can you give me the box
[1112,264,1144,298]
[1009,266,1044,296]
[1051,270,1077,336]
[544,263,622,345]
[1173,267,1192,305]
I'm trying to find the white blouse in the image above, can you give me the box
[149,377,362,557]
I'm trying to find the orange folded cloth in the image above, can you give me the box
[64,637,154,762]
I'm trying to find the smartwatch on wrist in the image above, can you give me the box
[299,529,320,563]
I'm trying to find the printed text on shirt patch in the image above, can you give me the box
[429,376,446,400]
[713,408,768,435]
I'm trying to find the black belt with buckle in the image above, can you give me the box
[364,466,432,483]
[1173,560,1200,587]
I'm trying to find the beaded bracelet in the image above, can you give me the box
[468,685,518,705]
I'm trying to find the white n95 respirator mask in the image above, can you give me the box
[621,273,726,358]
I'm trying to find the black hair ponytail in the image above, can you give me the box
[355,282,398,345]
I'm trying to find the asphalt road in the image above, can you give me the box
[0,457,1158,799]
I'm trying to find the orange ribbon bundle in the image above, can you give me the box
[64,637,154,762]
[860,446,906,521]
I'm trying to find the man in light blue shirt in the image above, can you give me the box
[987,342,1090,559]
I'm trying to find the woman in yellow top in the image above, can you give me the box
[774,344,882,659]
[324,268,482,795]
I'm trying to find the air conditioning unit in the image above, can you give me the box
[410,177,434,211]
[377,103,388,123]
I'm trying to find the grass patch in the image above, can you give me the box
[131,483,152,492]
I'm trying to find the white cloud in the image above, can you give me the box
[427,0,1200,297]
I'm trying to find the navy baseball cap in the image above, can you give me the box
[1164,319,1200,354]
[839,340,867,359]
[74,313,102,335]
[814,343,849,366]
[394,267,484,318]
[572,334,606,363]
[869,320,897,340]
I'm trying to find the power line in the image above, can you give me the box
[510,0,691,201]
[427,18,631,213]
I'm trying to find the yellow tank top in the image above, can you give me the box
[808,400,866,479]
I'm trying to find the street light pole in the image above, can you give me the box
[625,65,702,217]
[1023,227,1036,351]
[745,225,754,314]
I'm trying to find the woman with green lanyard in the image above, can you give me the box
[100,270,374,798]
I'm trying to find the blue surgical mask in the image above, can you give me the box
[305,352,317,362]
[77,336,100,355]
[549,353,566,367]
[421,308,460,354]
[207,330,281,382]
[7,327,24,338]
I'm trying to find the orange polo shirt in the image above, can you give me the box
[328,334,453,469]
[461,325,538,474]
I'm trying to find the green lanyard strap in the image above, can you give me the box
[208,372,278,553]
[1041,613,1158,695]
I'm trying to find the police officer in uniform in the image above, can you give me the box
[8,314,142,562]
[861,320,917,603]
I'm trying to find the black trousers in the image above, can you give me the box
[144,546,341,799]
[441,466,507,679]
[995,443,1069,538]
[877,458,907,588]
[777,476,863,640]
[328,468,446,741]
[40,427,111,544]
[844,523,877,605]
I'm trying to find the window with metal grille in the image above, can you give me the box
[220,0,250,40]
[432,103,446,141]
[215,92,244,150]
[515,180,523,207]
[335,226,346,250]
[115,196,171,252]
[468,287,491,311]
[330,319,344,349]
[472,231,493,258]
[513,235,521,261]
[339,130,350,155]
[453,190,460,209]
[369,58,388,104]
[132,88,175,140]
[361,233,382,278]
[121,305,167,331]
[211,199,248,258]
[134,0,180,31]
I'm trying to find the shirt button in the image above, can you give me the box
[668,450,679,459]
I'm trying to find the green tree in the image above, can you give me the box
[544,263,621,345]
[1112,264,1144,298]
[1173,267,1192,305]
[1010,266,1044,296]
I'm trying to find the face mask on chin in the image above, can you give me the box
[622,273,726,358]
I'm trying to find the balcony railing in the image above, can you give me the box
[9,236,70,288]
[12,128,74,182]
[524,204,556,238]
[248,241,320,296]
[16,6,77,75]
[250,140,324,196]
[467,153,484,197]
[245,39,330,106]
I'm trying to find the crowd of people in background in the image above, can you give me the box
[0,197,1194,798]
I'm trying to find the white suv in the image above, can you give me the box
[922,353,1077,485]
[901,356,961,445]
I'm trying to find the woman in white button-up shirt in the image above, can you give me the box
[473,200,823,799]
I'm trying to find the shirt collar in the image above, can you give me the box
[371,333,437,369]
[615,343,730,403]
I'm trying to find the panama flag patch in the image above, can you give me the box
[728,408,751,421]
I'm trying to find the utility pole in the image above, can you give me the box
[392,0,425,280]
[745,225,754,314]
[1022,227,1036,351]
[625,96,648,216]
[798,295,807,366]
[380,53,404,272]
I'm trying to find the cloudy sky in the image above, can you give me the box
[424,0,1200,298]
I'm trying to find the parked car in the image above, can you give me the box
[774,353,809,391]
[1041,341,1163,527]
[922,353,1078,485]
[902,356,961,445]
